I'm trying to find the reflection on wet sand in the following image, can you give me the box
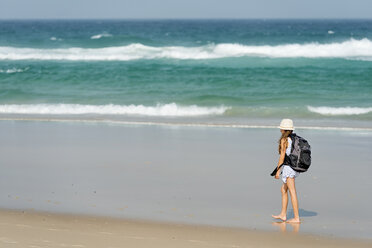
[272,221,300,233]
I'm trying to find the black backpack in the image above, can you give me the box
[286,133,311,173]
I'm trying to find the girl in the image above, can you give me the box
[272,119,300,223]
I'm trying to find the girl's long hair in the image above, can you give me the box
[278,130,293,154]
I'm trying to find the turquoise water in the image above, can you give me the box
[0,20,372,127]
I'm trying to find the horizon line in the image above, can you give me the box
[1,17,372,21]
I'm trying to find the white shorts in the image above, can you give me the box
[281,165,299,183]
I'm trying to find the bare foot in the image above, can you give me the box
[271,214,286,221]
[286,218,301,223]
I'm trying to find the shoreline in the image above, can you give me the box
[1,208,371,248]
[1,117,372,132]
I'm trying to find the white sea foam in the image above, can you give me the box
[50,37,62,41]
[0,103,230,117]
[90,33,113,39]
[307,106,372,115]
[328,30,335,34]
[1,38,372,61]
[348,57,372,61]
[0,67,28,73]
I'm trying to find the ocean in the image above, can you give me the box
[0,19,371,129]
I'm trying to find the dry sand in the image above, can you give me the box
[0,209,370,248]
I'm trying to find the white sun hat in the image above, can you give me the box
[279,118,294,130]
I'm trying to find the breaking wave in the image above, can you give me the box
[0,38,372,61]
[90,33,113,39]
[307,106,372,115]
[0,103,230,117]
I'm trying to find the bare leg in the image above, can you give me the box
[272,183,288,221]
[286,177,300,223]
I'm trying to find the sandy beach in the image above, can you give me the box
[1,208,371,248]
[1,119,372,246]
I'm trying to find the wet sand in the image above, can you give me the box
[1,208,371,248]
[0,120,371,240]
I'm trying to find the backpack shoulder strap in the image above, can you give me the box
[289,133,296,150]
